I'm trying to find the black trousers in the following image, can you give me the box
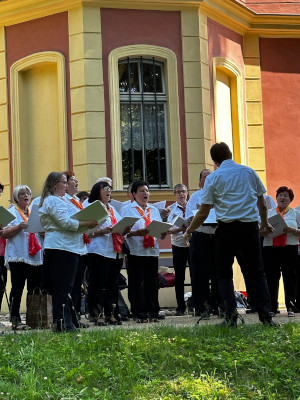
[215,221,271,319]
[9,261,42,321]
[172,245,190,312]
[87,253,123,318]
[127,255,158,319]
[189,232,219,313]
[45,249,79,330]
[296,255,300,312]
[71,255,87,315]
[0,256,7,311]
[262,245,297,312]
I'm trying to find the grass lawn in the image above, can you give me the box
[0,322,299,399]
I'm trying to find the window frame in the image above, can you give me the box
[108,45,182,190]
[119,57,169,187]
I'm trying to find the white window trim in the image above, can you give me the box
[212,57,246,165]
[108,45,182,190]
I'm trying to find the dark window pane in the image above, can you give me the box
[119,62,139,93]
[143,63,163,93]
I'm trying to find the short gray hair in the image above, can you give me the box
[96,177,112,186]
[173,183,187,194]
[13,185,32,203]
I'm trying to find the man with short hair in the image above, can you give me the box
[184,142,275,326]
[167,184,190,315]
[186,169,219,319]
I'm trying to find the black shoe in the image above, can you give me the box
[176,310,185,316]
[156,314,165,320]
[262,318,278,327]
[222,311,245,328]
[53,322,77,333]
[196,311,210,324]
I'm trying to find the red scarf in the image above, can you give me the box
[17,206,41,256]
[109,207,123,253]
[70,197,90,244]
[136,206,155,248]
[273,206,290,247]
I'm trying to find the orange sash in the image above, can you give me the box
[273,206,290,247]
[109,207,124,253]
[16,206,41,256]
[70,197,90,244]
[136,206,155,248]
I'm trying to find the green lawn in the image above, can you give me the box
[0,323,299,399]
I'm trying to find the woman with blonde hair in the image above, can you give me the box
[39,172,98,332]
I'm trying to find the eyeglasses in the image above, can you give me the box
[175,189,187,194]
[101,186,112,191]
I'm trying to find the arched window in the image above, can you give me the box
[213,58,246,165]
[109,45,182,190]
[119,57,168,187]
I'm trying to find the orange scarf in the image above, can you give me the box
[273,206,290,247]
[109,207,124,253]
[16,206,41,256]
[70,197,90,244]
[136,206,155,248]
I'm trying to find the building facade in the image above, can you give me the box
[0,0,299,308]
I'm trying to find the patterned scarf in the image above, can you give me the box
[16,206,41,256]
[70,197,90,244]
[136,206,155,248]
[273,206,290,247]
[109,207,124,253]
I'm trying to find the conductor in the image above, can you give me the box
[184,142,276,327]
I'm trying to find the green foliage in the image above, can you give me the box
[0,323,299,399]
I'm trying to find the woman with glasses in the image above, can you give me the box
[2,185,43,330]
[86,180,129,326]
[120,180,167,323]
[261,186,300,317]
[39,172,98,332]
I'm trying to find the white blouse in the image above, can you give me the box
[120,201,161,257]
[4,206,43,267]
[87,204,124,259]
[263,207,300,247]
[39,195,85,255]
[64,193,88,255]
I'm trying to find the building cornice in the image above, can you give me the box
[0,0,299,36]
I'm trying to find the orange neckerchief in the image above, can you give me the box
[136,206,155,248]
[273,206,290,247]
[109,207,123,253]
[70,197,83,210]
[16,206,41,256]
[70,197,90,244]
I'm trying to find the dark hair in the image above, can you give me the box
[131,180,149,195]
[77,191,89,201]
[199,169,211,180]
[276,186,294,201]
[0,183,4,191]
[63,170,75,181]
[210,142,232,164]
[88,181,111,203]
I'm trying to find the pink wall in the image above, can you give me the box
[100,8,188,187]
[5,13,72,185]
[207,18,245,145]
[260,38,300,205]
[244,0,300,14]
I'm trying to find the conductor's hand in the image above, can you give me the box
[259,222,274,236]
